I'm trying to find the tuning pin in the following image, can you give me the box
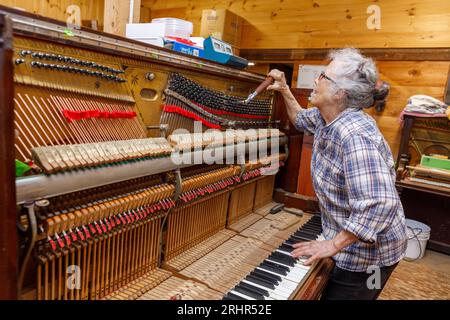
[19,50,30,56]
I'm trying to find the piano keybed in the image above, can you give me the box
[137,277,223,300]
[103,269,173,300]
[112,211,322,300]
[223,215,323,300]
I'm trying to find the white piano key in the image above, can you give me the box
[229,290,256,300]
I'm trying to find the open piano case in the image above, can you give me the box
[0,6,333,301]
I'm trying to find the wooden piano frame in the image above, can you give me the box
[0,6,331,300]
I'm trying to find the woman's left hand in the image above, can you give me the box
[291,240,340,265]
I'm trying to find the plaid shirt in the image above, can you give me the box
[295,107,407,272]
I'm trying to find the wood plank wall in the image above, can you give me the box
[1,0,105,27]
[143,0,450,49]
[293,59,450,158]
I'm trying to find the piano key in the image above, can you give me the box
[245,275,291,296]
[229,289,255,300]
[294,231,318,239]
[279,243,293,252]
[233,285,263,300]
[262,260,290,273]
[241,279,288,300]
[266,256,309,277]
[238,281,269,298]
[223,293,241,300]
[271,251,297,264]
[251,269,281,283]
[246,274,275,290]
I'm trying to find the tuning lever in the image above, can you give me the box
[242,76,274,104]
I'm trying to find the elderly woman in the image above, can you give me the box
[267,48,407,300]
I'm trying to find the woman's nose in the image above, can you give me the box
[314,77,319,86]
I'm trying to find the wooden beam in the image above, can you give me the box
[0,13,18,300]
[240,48,450,62]
[273,189,319,213]
[104,0,141,36]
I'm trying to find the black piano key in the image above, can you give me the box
[289,235,310,243]
[297,227,319,233]
[246,274,276,290]
[239,281,269,297]
[294,231,317,240]
[252,269,281,283]
[223,293,241,300]
[279,244,293,252]
[269,253,295,267]
[261,261,289,274]
[273,251,297,262]
[258,263,288,277]
[296,227,319,235]
[290,234,311,242]
[234,284,264,300]
[264,259,291,271]
[284,239,296,246]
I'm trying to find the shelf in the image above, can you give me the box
[396,178,450,197]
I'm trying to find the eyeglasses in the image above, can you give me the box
[318,71,337,85]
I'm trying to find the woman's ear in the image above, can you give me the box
[334,89,346,101]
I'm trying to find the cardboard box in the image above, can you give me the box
[200,9,242,48]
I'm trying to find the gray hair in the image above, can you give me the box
[328,48,389,111]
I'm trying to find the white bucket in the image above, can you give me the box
[404,219,431,261]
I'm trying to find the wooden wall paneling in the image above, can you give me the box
[291,60,450,159]
[1,0,105,29]
[104,0,134,36]
[142,0,450,49]
[240,48,450,63]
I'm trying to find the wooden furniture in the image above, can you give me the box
[274,87,318,211]
[297,134,316,197]
[396,114,450,254]
[0,13,18,300]
[0,6,330,300]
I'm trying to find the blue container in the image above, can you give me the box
[168,41,204,58]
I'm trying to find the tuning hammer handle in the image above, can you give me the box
[255,76,275,94]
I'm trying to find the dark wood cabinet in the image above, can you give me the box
[395,114,450,255]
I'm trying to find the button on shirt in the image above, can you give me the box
[295,107,407,272]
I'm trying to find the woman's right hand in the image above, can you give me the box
[266,69,289,93]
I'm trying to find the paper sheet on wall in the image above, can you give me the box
[297,64,326,89]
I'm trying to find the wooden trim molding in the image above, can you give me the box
[241,48,450,62]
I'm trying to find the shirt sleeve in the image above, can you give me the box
[293,107,322,134]
[341,134,401,243]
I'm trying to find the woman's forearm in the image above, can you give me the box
[332,230,359,251]
[280,87,304,125]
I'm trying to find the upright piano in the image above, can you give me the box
[0,6,332,300]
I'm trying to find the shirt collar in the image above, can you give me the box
[324,107,359,128]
